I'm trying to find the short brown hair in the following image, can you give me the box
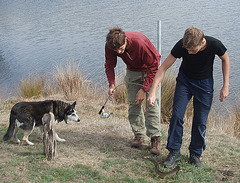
[183,26,204,49]
[106,27,126,50]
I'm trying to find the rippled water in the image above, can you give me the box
[0,0,239,101]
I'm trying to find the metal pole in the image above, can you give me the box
[157,20,161,121]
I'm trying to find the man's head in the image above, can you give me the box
[106,27,127,54]
[183,26,205,54]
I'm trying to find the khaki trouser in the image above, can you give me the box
[124,69,161,138]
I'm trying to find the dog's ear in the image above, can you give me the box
[72,101,76,108]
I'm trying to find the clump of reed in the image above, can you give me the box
[160,68,196,124]
[160,69,177,123]
[112,69,128,104]
[51,63,87,100]
[18,74,45,99]
[231,103,240,138]
[207,101,240,139]
[111,68,180,124]
[18,62,88,100]
[16,62,240,139]
[113,84,128,104]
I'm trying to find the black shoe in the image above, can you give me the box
[163,150,181,168]
[189,154,203,167]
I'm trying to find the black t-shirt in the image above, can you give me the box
[171,36,227,80]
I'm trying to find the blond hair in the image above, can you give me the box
[183,26,204,49]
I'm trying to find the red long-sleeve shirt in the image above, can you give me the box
[105,32,161,92]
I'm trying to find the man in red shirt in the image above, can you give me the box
[105,27,161,155]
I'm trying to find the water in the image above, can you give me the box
[0,0,240,103]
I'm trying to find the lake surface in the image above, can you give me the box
[0,0,240,104]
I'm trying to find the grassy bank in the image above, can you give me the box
[0,99,239,182]
[0,63,239,182]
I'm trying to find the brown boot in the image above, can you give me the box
[131,137,144,148]
[150,136,161,155]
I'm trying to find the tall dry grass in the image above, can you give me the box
[113,84,128,104]
[18,62,89,101]
[112,68,192,124]
[51,63,87,100]
[191,96,240,140]
[112,69,240,139]
[160,69,177,123]
[160,68,196,124]
[231,104,240,138]
[16,63,240,139]
[18,74,45,98]
[113,69,128,104]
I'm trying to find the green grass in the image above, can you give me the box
[28,164,103,182]
[0,122,239,182]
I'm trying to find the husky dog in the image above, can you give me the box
[3,100,80,145]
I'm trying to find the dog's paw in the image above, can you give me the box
[55,133,66,142]
[25,140,34,146]
[56,138,66,142]
[16,139,21,144]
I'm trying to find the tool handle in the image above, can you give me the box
[98,106,104,115]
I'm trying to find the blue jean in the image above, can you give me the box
[166,71,214,156]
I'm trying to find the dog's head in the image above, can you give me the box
[64,101,80,124]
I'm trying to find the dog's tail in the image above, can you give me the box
[3,111,16,141]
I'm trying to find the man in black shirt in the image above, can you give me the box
[147,26,230,167]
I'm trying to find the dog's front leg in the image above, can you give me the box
[55,133,66,142]
[23,131,34,145]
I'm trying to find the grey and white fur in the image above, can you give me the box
[3,100,80,145]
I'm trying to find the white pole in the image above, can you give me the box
[157,20,161,121]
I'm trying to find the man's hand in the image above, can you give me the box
[108,84,115,96]
[136,89,146,104]
[219,52,229,102]
[147,90,156,106]
[219,85,229,102]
